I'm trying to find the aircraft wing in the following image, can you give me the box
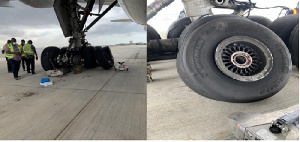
[111,19,133,22]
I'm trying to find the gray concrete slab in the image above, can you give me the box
[147,59,299,140]
[0,88,97,140]
[57,91,146,140]
[102,59,146,94]
[0,45,146,140]
[111,45,146,59]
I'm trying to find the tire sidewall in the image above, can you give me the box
[179,18,291,102]
[41,46,61,71]
[84,46,97,68]
[179,15,243,50]
[94,46,113,70]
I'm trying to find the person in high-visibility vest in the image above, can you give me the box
[23,40,38,74]
[288,2,299,15]
[20,39,26,71]
[5,38,24,80]
[2,40,12,73]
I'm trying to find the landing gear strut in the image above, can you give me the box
[41,0,117,73]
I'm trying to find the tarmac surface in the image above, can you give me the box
[147,59,299,140]
[0,45,146,140]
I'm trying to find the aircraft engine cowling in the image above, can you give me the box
[19,0,54,8]
[118,0,146,25]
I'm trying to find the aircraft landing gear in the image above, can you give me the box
[41,0,117,74]
[41,46,62,71]
[72,54,82,74]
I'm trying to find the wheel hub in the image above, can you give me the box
[231,51,252,68]
[215,36,273,82]
[221,43,261,77]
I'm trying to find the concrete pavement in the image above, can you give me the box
[147,59,299,140]
[0,45,146,140]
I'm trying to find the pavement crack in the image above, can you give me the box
[54,71,118,140]
[100,90,146,96]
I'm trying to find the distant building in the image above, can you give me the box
[114,42,146,46]
[136,42,146,45]
[130,41,133,45]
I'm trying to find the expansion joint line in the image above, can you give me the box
[54,71,118,140]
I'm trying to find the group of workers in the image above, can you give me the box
[1,38,38,80]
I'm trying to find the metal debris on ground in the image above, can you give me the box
[23,92,34,97]
[114,62,129,71]
[47,70,63,77]
[147,63,153,82]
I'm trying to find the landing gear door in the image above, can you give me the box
[53,0,72,37]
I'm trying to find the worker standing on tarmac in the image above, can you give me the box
[5,38,23,80]
[288,2,299,15]
[23,40,38,74]
[20,39,26,71]
[2,40,12,73]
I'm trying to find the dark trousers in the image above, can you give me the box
[6,57,12,72]
[25,57,35,73]
[8,59,21,78]
[21,57,26,71]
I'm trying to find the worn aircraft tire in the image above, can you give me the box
[268,14,299,50]
[167,17,192,39]
[289,24,299,68]
[102,46,114,64]
[60,47,68,55]
[177,18,292,103]
[83,46,97,69]
[147,24,161,42]
[247,16,272,27]
[179,14,245,50]
[41,46,61,71]
[94,46,114,70]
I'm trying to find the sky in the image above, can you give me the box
[0,1,146,48]
[148,0,299,38]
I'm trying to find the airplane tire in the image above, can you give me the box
[179,14,244,50]
[177,18,292,103]
[289,24,299,68]
[83,46,97,69]
[247,16,272,27]
[268,14,299,50]
[60,47,68,55]
[41,46,62,71]
[167,17,192,38]
[102,46,114,64]
[94,46,114,70]
[147,24,161,42]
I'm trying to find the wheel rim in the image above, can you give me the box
[215,36,273,82]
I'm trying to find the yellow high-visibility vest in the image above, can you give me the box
[6,44,22,59]
[292,8,298,14]
[20,44,25,57]
[23,43,34,56]
[3,43,8,57]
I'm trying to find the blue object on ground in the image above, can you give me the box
[41,78,50,83]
